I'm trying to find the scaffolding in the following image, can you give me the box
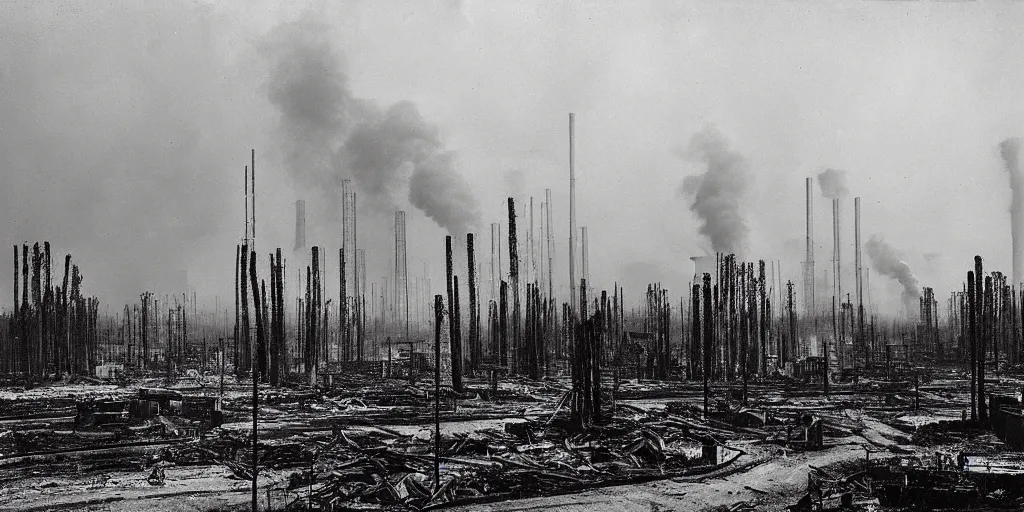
[395,211,409,347]
[804,178,814,323]
[342,181,356,361]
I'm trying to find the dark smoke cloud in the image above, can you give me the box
[343,101,441,206]
[263,24,366,189]
[410,152,481,236]
[263,19,480,234]
[1000,138,1023,281]
[817,168,849,199]
[677,126,750,254]
[866,234,921,312]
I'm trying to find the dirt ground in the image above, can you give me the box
[0,445,858,512]
[0,437,878,512]
[0,376,989,511]
[448,442,867,512]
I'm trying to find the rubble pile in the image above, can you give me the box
[152,403,743,510]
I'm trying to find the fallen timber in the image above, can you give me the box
[0,437,189,468]
[421,448,746,510]
[3,371,1020,511]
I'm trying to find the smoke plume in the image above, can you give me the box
[410,152,481,235]
[1000,137,1023,282]
[343,101,442,206]
[677,126,750,254]
[866,234,921,312]
[817,168,849,199]
[263,19,480,234]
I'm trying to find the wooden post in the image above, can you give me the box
[433,295,443,490]
[500,281,508,368]
[453,274,462,388]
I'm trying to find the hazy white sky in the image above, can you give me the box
[2,0,1023,315]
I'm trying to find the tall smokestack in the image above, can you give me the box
[581,226,589,290]
[817,168,848,323]
[1001,138,1024,283]
[538,201,546,293]
[691,256,715,279]
[854,198,862,304]
[833,198,841,326]
[545,189,555,305]
[395,211,409,347]
[294,200,306,251]
[244,166,249,245]
[855,197,864,365]
[805,178,815,320]
[490,223,498,301]
[251,149,256,250]
[528,197,535,286]
[569,113,577,321]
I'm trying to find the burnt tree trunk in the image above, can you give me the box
[467,233,479,374]
[239,245,251,376]
[269,251,281,387]
[12,246,17,374]
[445,237,462,391]
[691,284,700,381]
[702,273,712,418]
[250,250,266,383]
[499,281,508,368]
[453,275,462,388]
[234,245,241,373]
[508,199,520,376]
[975,256,985,423]
[969,270,976,421]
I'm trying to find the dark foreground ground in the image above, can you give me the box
[0,370,1019,511]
